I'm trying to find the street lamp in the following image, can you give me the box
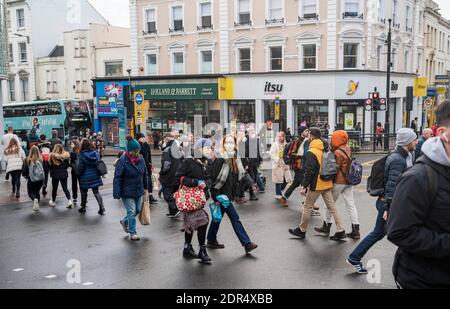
[384,18,392,151]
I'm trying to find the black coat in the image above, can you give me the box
[301,138,330,191]
[384,146,409,209]
[387,155,450,288]
[175,157,211,200]
[159,140,183,187]
[139,141,152,174]
[48,152,70,179]
[209,158,240,201]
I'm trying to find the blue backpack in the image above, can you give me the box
[337,149,363,186]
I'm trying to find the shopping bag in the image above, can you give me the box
[139,195,151,225]
[209,202,223,223]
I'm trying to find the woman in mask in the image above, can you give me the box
[113,136,149,241]
[175,138,213,263]
[207,135,258,255]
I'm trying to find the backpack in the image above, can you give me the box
[336,149,363,186]
[320,151,337,181]
[366,154,390,197]
[283,140,298,165]
[41,147,51,162]
[29,161,45,182]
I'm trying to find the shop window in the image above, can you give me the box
[270,46,283,71]
[264,100,287,132]
[343,43,358,69]
[228,101,256,132]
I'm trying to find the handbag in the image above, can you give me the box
[96,159,108,176]
[174,177,207,213]
[209,202,223,223]
[139,193,151,226]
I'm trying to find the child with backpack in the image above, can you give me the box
[22,146,45,212]
[315,131,362,239]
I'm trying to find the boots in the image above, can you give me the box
[346,224,360,240]
[330,231,347,241]
[78,205,87,214]
[314,221,333,236]
[198,245,211,263]
[94,192,105,215]
[183,244,199,259]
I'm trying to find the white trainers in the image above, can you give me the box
[130,234,141,241]
[32,199,40,212]
[49,200,56,207]
[67,199,74,209]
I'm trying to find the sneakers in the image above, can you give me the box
[330,231,347,241]
[49,200,56,207]
[32,199,40,212]
[98,206,106,216]
[289,227,306,239]
[244,242,258,255]
[314,221,333,236]
[120,220,129,234]
[78,206,87,214]
[66,199,74,209]
[346,258,368,274]
[249,195,259,201]
[207,240,225,249]
[73,199,78,206]
[167,210,180,218]
[279,197,289,207]
[130,234,141,241]
[275,195,282,200]
[15,192,20,199]
[149,196,158,204]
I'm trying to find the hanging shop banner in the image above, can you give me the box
[218,78,234,100]
[414,77,428,97]
[136,83,218,100]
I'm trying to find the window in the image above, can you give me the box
[392,0,398,25]
[8,44,13,63]
[172,52,184,74]
[237,0,251,25]
[75,69,87,93]
[268,0,283,20]
[344,0,359,17]
[419,11,423,33]
[82,69,88,92]
[302,0,317,19]
[404,50,410,73]
[16,9,25,28]
[302,44,316,70]
[146,9,157,34]
[80,38,87,57]
[378,0,384,21]
[269,46,283,71]
[147,54,157,75]
[171,6,183,32]
[200,2,212,29]
[19,43,27,63]
[239,48,251,72]
[21,78,28,101]
[377,46,383,70]
[417,53,422,74]
[9,78,15,102]
[46,70,58,93]
[200,50,213,74]
[391,48,397,71]
[343,43,358,69]
[406,6,411,31]
[105,61,123,77]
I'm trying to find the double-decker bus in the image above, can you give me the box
[3,99,93,141]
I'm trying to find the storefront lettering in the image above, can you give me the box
[264,82,283,94]
[151,87,198,97]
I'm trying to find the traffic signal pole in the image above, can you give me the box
[384,19,392,151]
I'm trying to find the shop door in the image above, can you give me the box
[264,100,287,133]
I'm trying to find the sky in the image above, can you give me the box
[89,0,450,28]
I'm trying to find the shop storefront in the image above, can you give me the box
[228,100,256,133]
[294,100,329,131]
[335,100,365,132]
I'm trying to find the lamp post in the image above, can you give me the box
[384,19,392,151]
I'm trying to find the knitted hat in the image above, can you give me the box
[127,138,141,152]
[396,128,417,146]
[331,130,349,149]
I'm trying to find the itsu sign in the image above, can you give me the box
[264,82,284,95]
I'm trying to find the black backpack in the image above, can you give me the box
[366,154,390,197]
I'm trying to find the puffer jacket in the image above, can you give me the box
[113,154,148,199]
[78,150,103,189]
[384,146,409,210]
[301,139,333,191]
[387,137,450,288]
[48,152,70,179]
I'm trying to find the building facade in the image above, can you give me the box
[129,0,426,137]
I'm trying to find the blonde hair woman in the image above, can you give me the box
[22,146,45,212]
[3,138,26,198]
[48,144,72,208]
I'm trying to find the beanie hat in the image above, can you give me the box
[194,138,212,150]
[298,126,308,135]
[331,130,349,149]
[127,138,141,152]
[396,128,417,146]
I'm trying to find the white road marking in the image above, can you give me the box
[82,282,94,286]
[45,275,57,279]
[12,268,24,272]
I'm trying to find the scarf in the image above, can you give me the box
[126,151,141,166]
[214,159,246,190]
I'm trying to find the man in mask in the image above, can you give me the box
[387,101,450,289]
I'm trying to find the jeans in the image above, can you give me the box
[27,180,43,202]
[275,181,287,196]
[349,199,386,262]
[52,177,71,201]
[325,184,359,225]
[10,170,21,194]
[122,196,143,236]
[207,202,252,247]
[163,185,179,215]
[283,170,304,199]
[255,171,265,191]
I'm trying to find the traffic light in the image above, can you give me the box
[372,92,380,111]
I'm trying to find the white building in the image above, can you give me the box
[1,0,108,105]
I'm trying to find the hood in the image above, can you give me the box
[331,130,349,150]
[81,150,99,163]
[309,139,324,152]
[421,137,450,167]
[50,151,70,165]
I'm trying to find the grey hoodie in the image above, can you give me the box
[421,137,450,167]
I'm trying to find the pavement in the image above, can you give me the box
[0,153,399,289]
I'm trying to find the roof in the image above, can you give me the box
[48,45,64,57]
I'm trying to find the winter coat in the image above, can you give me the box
[4,148,26,173]
[209,158,240,201]
[269,141,293,184]
[334,145,352,185]
[113,154,148,199]
[159,139,183,187]
[301,139,333,191]
[78,150,103,189]
[176,157,211,200]
[48,152,70,179]
[139,141,152,174]
[387,137,450,289]
[384,146,409,210]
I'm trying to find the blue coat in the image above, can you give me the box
[78,150,103,189]
[113,154,148,199]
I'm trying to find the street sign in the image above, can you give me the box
[134,92,145,125]
[365,98,372,111]
[379,98,387,111]
[135,93,144,105]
